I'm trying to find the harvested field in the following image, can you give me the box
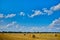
[0,33,60,40]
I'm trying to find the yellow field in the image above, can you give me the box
[0,33,60,40]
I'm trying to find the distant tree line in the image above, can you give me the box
[0,31,60,33]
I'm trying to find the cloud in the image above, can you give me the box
[0,21,47,32]
[29,27,45,32]
[20,12,25,16]
[0,3,60,19]
[0,17,60,32]
[42,8,53,15]
[6,21,16,27]
[49,17,60,30]
[0,21,20,32]
[0,19,60,32]
[43,3,60,15]
[56,28,60,30]
[50,3,60,11]
[0,3,60,32]
[28,10,42,18]
[18,26,46,32]
[0,14,4,18]
[5,14,16,18]
[28,3,60,18]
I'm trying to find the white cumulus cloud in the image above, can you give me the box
[42,8,53,15]
[5,14,16,18]
[6,21,16,27]
[28,3,60,18]
[20,12,25,16]
[43,3,60,15]
[49,17,60,30]
[50,3,60,11]
[28,10,42,18]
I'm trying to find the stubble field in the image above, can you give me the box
[0,33,60,40]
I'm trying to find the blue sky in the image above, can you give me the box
[0,0,60,32]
